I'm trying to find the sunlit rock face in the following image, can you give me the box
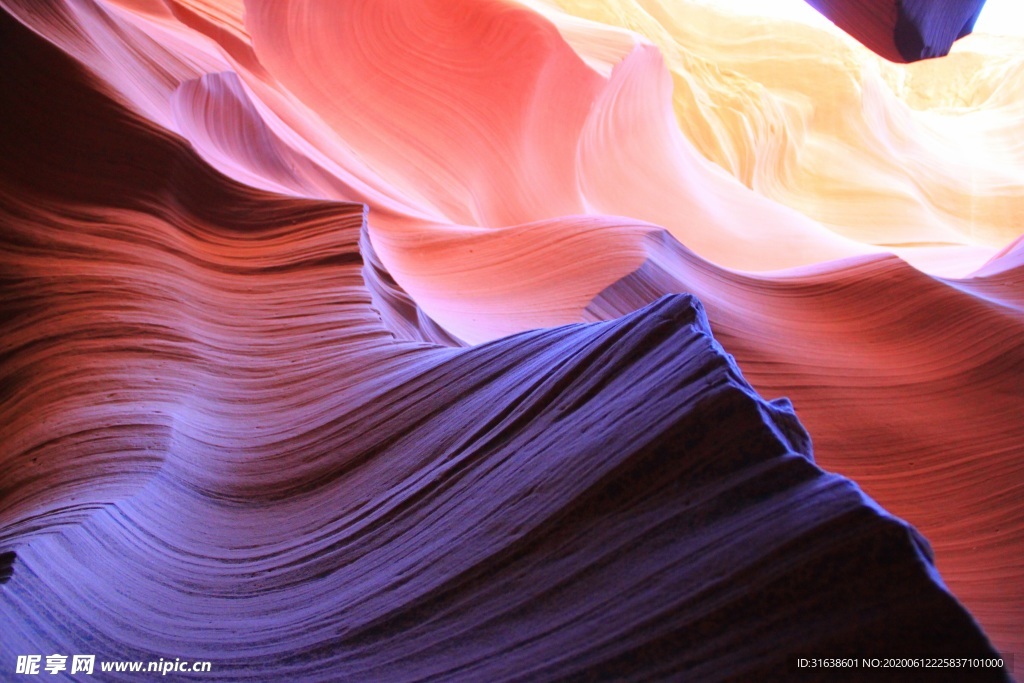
[0,0,1021,679]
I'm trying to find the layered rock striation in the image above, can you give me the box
[1,0,1021,680]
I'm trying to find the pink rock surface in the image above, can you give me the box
[1,0,1021,678]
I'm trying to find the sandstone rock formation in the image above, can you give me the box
[1,0,1020,679]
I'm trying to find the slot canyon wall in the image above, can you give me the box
[1,0,1021,680]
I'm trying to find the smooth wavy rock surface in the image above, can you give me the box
[535,0,1024,271]
[0,39,1007,677]
[0,0,1021,679]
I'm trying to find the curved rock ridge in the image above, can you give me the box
[2,285,1011,681]
[0,0,1022,678]
[0,96,1010,680]
[585,230,1024,662]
